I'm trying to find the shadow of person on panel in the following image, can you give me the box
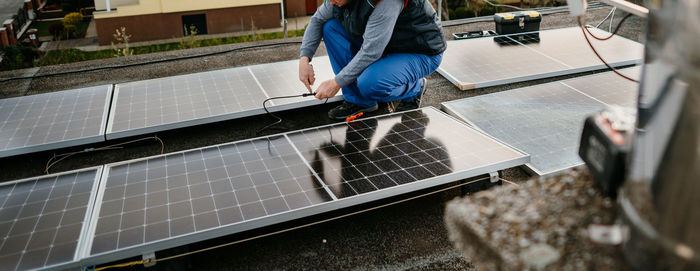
[309,111,452,199]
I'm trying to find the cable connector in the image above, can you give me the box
[302,92,317,97]
[346,112,364,123]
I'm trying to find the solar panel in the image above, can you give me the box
[249,56,340,109]
[106,56,339,140]
[441,67,641,175]
[438,33,568,90]
[520,27,643,70]
[287,109,527,198]
[82,107,528,265]
[106,66,265,140]
[0,166,102,271]
[0,85,112,158]
[437,27,643,90]
[561,66,640,108]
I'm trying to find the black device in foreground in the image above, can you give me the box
[452,30,497,40]
[578,109,634,197]
[493,11,541,35]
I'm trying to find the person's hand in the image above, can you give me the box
[299,56,315,93]
[315,79,341,99]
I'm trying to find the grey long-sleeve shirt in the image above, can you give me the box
[300,0,404,87]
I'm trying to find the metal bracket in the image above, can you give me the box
[588,224,627,245]
[489,171,499,183]
[142,252,156,267]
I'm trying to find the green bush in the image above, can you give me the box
[454,7,474,19]
[63,12,83,26]
[479,4,501,16]
[1,45,37,70]
[40,48,111,65]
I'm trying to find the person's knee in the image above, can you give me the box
[357,74,390,99]
[322,19,342,38]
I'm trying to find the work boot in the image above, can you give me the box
[396,77,428,112]
[328,101,378,120]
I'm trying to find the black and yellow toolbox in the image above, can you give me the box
[493,11,541,35]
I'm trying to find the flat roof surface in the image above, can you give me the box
[0,6,646,270]
[0,0,26,23]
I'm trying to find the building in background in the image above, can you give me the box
[92,0,320,45]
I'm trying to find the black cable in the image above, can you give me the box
[45,135,164,174]
[256,92,319,135]
[0,41,303,83]
[584,13,633,40]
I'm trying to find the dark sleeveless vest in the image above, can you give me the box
[332,0,446,55]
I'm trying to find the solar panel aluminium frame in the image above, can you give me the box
[0,85,113,158]
[80,107,529,266]
[440,68,640,176]
[0,166,104,271]
[437,27,643,91]
[104,66,343,140]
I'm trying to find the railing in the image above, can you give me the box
[13,5,29,37]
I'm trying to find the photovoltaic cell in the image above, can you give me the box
[441,67,641,175]
[107,67,264,139]
[249,56,340,107]
[287,109,526,198]
[106,57,340,140]
[562,66,641,108]
[0,167,101,271]
[0,85,112,158]
[437,27,643,90]
[519,27,643,70]
[438,34,567,90]
[84,107,528,265]
[87,136,332,256]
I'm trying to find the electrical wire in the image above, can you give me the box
[585,13,634,41]
[499,177,520,186]
[93,259,151,271]
[44,136,164,174]
[0,41,303,83]
[609,7,615,32]
[256,92,323,135]
[595,7,617,29]
[577,17,638,83]
[91,175,491,270]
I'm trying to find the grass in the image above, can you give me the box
[38,29,306,66]
[31,20,90,38]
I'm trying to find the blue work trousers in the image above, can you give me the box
[322,19,443,108]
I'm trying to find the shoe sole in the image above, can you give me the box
[418,77,428,108]
[393,78,428,112]
[329,104,379,120]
